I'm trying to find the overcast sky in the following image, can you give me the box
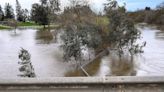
[0,0,163,12]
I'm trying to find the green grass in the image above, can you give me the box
[17,22,39,26]
[0,21,59,29]
[0,25,12,29]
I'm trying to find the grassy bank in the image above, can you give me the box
[0,21,60,30]
[0,22,39,30]
[0,25,12,30]
[17,22,39,26]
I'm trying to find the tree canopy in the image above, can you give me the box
[104,0,143,55]
[31,0,60,27]
[16,0,23,21]
[0,5,4,21]
[4,3,15,19]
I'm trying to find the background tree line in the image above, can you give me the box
[0,0,60,27]
[127,2,164,29]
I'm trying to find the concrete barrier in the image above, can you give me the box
[0,76,164,92]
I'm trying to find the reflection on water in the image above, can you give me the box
[0,25,164,78]
[97,25,164,76]
[65,58,101,77]
[0,28,70,78]
[35,30,53,44]
[108,54,136,76]
[155,31,164,40]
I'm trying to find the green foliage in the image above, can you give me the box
[4,3,15,19]
[49,0,60,12]
[18,48,36,78]
[105,0,143,54]
[31,0,60,27]
[31,3,49,26]
[61,23,102,62]
[61,0,144,63]
[0,25,12,29]
[16,0,29,22]
[16,0,23,21]
[0,5,4,21]
[60,0,103,63]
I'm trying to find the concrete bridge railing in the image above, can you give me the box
[0,76,164,92]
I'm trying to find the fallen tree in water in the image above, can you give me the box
[60,0,146,76]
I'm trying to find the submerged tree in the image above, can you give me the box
[60,0,145,66]
[104,0,144,55]
[61,23,101,63]
[61,0,102,64]
[18,48,36,78]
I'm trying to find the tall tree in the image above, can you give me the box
[4,3,15,19]
[61,0,102,63]
[31,3,39,23]
[104,0,143,55]
[16,0,23,21]
[22,9,29,22]
[31,3,49,27]
[0,5,4,21]
[49,0,60,12]
[40,0,48,6]
[48,0,60,23]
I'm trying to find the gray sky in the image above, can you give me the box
[0,0,107,12]
[0,0,163,12]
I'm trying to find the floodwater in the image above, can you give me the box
[0,25,164,78]
[95,25,164,76]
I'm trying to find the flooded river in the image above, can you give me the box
[0,25,164,78]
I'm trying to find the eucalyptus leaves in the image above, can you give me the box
[18,48,36,77]
[61,0,145,66]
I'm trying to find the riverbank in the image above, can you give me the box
[0,25,12,29]
[0,22,60,30]
[17,22,39,26]
[0,22,39,30]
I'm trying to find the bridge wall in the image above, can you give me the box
[0,76,164,92]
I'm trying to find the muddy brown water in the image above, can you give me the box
[0,25,164,78]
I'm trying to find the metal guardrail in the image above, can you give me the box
[0,76,164,92]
